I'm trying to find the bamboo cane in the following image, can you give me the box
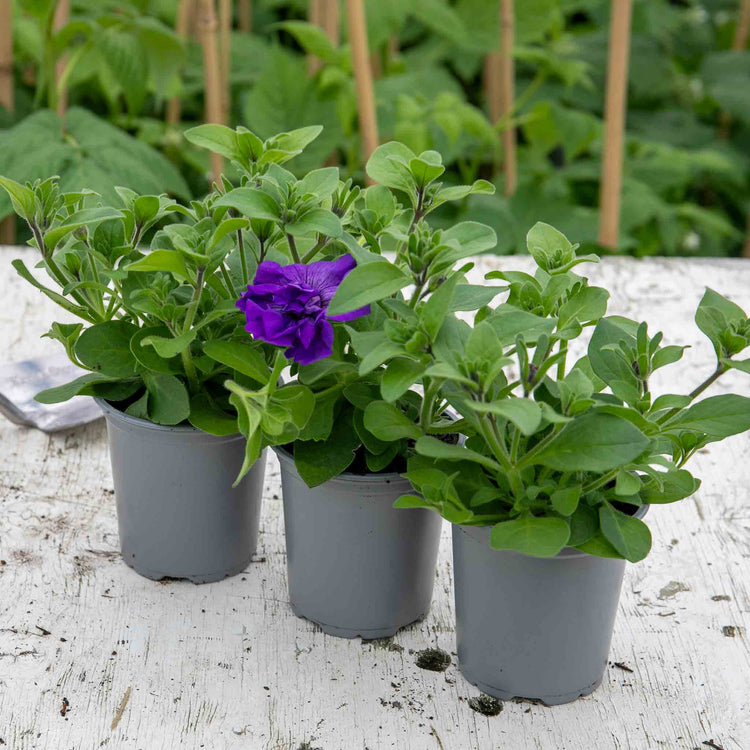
[218,0,231,124]
[198,0,224,183]
[323,0,340,45]
[308,0,324,75]
[54,0,70,117]
[0,0,14,245]
[499,0,516,196]
[238,0,251,33]
[166,0,193,126]
[346,0,378,173]
[719,0,750,138]
[597,0,633,250]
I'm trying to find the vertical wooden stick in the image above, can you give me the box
[218,0,231,123]
[323,0,340,45]
[54,0,70,118]
[0,0,15,245]
[198,0,224,183]
[597,0,633,250]
[238,0,251,33]
[167,0,193,126]
[484,54,502,125]
[346,0,378,172]
[719,0,750,138]
[308,0,324,75]
[499,0,516,196]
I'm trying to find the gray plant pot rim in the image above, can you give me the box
[455,504,650,560]
[272,444,409,485]
[96,397,242,441]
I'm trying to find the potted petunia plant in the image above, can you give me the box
[358,221,750,703]
[0,127,331,582]
[187,128,497,637]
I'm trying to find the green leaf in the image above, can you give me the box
[527,412,649,472]
[130,326,181,374]
[381,358,426,402]
[651,345,688,371]
[695,288,747,356]
[526,222,575,272]
[451,284,505,312]
[188,393,238,436]
[143,373,190,426]
[44,207,124,248]
[557,286,609,330]
[442,221,497,255]
[470,398,543,436]
[588,317,639,387]
[668,394,750,439]
[141,329,197,358]
[550,485,580,516]
[286,207,342,238]
[0,175,35,219]
[420,273,460,340]
[414,436,502,473]
[75,321,139,378]
[641,469,699,504]
[615,471,642,496]
[35,372,118,404]
[294,406,360,487]
[599,504,651,562]
[184,124,240,161]
[490,516,570,558]
[202,340,270,384]
[364,400,422,441]
[124,250,190,281]
[296,167,340,198]
[328,262,410,318]
[409,156,444,187]
[365,141,417,192]
[214,187,281,221]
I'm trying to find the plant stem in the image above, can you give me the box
[287,234,301,263]
[557,341,568,380]
[267,350,287,397]
[180,267,205,394]
[656,363,728,425]
[237,229,248,286]
[420,381,438,431]
[301,236,330,263]
[220,263,237,298]
[581,468,618,495]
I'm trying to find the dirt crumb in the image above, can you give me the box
[468,694,503,716]
[363,637,403,653]
[711,595,731,602]
[415,648,451,672]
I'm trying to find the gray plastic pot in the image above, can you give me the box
[452,507,648,705]
[98,398,265,583]
[274,446,443,639]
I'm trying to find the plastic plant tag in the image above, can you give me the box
[0,353,102,432]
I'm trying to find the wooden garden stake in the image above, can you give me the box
[498,0,516,196]
[346,0,378,173]
[238,0,251,33]
[167,0,193,125]
[0,0,14,245]
[54,0,70,117]
[597,0,633,250]
[309,0,340,75]
[719,0,750,139]
[198,0,224,183]
[218,0,232,124]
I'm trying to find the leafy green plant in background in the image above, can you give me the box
[2,0,749,256]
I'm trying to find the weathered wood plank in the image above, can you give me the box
[0,248,748,749]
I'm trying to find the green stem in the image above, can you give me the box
[221,264,237,298]
[287,234,301,263]
[237,229,249,286]
[557,341,568,380]
[516,425,563,470]
[656,364,728,426]
[420,382,438,431]
[301,236,330,263]
[581,468,618,495]
[180,267,205,394]
[267,350,287,397]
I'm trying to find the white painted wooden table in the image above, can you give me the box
[1,247,749,750]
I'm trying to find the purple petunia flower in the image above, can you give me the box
[236,255,369,365]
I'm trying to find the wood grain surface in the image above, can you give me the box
[0,247,748,750]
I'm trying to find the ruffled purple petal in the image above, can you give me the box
[286,318,334,364]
